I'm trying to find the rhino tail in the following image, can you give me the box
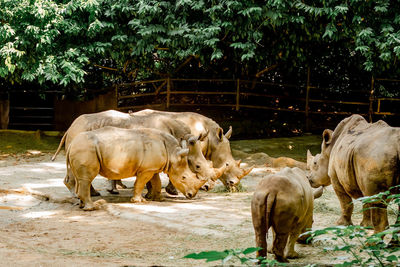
[252,191,276,259]
[51,131,68,161]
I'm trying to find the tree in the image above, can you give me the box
[1,0,400,97]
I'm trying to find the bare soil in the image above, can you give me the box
[0,137,393,266]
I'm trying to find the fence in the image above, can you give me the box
[116,70,400,131]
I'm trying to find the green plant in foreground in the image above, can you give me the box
[184,247,285,266]
[305,185,400,267]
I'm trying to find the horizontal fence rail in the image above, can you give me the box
[116,74,400,131]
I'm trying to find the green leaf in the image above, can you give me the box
[242,247,262,255]
[184,251,229,262]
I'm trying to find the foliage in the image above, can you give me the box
[1,0,400,96]
[183,247,285,266]
[305,185,400,267]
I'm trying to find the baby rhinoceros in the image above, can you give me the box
[65,126,206,211]
[251,167,323,263]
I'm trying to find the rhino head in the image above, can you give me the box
[184,131,226,183]
[307,129,334,188]
[208,126,254,191]
[167,140,207,199]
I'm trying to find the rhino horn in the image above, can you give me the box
[213,164,227,181]
[240,165,254,179]
[225,126,233,139]
[177,148,189,157]
[181,139,187,149]
[313,186,324,199]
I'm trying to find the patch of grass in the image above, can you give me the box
[230,135,322,161]
[210,183,247,193]
[0,131,61,155]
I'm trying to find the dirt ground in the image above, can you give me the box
[0,136,393,266]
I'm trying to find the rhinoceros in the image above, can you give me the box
[307,114,400,233]
[66,127,206,210]
[133,109,254,190]
[251,167,323,262]
[52,110,224,196]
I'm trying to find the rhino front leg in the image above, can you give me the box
[165,180,178,195]
[131,172,154,203]
[145,174,163,201]
[331,178,353,226]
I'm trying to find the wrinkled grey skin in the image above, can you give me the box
[307,114,400,234]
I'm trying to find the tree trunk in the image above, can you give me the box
[0,99,10,129]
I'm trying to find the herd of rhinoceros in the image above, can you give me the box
[51,110,400,263]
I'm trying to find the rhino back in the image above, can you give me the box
[90,127,170,179]
[257,170,313,220]
[65,110,133,147]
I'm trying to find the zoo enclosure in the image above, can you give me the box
[116,70,400,131]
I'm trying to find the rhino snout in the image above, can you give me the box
[185,191,196,199]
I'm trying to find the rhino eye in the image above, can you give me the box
[182,176,187,180]
[196,165,201,169]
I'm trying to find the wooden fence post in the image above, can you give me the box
[166,77,171,109]
[236,79,240,111]
[368,76,374,122]
[305,67,311,132]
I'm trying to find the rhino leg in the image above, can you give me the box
[165,181,178,195]
[90,184,101,196]
[107,180,119,195]
[285,231,301,259]
[145,174,163,201]
[371,205,389,233]
[115,180,128,189]
[77,179,95,211]
[332,178,354,226]
[360,203,373,227]
[131,172,154,203]
[272,233,289,263]
[63,170,77,197]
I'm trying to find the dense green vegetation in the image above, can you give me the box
[1,0,400,96]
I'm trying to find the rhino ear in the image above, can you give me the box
[322,129,333,146]
[198,129,209,141]
[306,149,314,170]
[225,126,232,139]
[216,127,224,141]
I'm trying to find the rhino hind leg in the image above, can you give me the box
[332,179,354,226]
[77,179,96,211]
[272,233,290,263]
[371,205,389,233]
[285,231,301,259]
[360,203,373,227]
[165,181,178,195]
